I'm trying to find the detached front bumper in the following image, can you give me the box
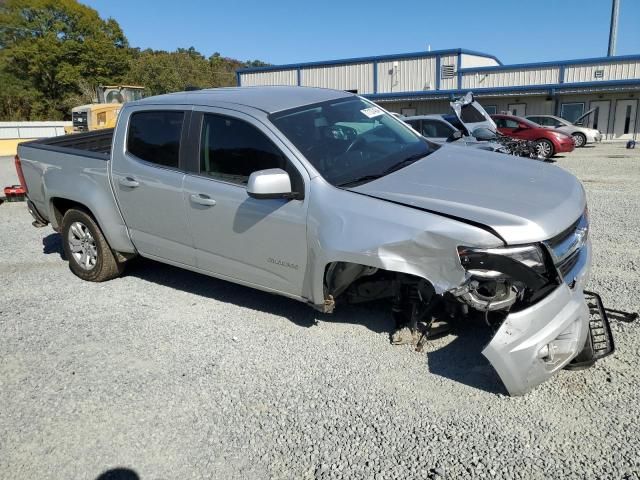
[482,240,592,396]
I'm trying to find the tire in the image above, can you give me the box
[535,139,555,159]
[571,132,586,148]
[61,208,124,282]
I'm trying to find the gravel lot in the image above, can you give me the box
[1,143,639,480]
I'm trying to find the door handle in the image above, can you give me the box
[190,193,217,206]
[119,176,139,188]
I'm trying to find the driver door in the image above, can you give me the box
[182,109,310,298]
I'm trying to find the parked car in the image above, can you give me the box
[403,114,508,153]
[16,86,611,396]
[525,113,602,147]
[491,114,575,159]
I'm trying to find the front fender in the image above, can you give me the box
[305,178,503,306]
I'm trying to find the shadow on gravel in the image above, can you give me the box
[124,256,393,333]
[425,323,507,395]
[42,232,502,389]
[43,233,65,259]
[95,468,139,480]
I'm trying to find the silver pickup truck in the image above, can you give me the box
[16,86,613,395]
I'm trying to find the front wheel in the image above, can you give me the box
[535,139,555,159]
[61,208,124,282]
[571,132,586,148]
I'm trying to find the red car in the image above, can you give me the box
[491,114,574,159]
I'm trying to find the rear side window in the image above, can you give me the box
[200,114,285,185]
[127,111,184,168]
[460,105,486,123]
[421,119,455,138]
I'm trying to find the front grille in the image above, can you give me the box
[544,212,589,286]
[72,111,88,131]
[557,248,580,279]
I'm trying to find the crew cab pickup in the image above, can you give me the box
[16,86,611,395]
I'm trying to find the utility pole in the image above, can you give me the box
[607,0,620,57]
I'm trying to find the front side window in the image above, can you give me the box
[200,114,300,189]
[502,118,520,129]
[560,103,585,123]
[421,119,455,138]
[270,97,437,187]
[127,111,184,168]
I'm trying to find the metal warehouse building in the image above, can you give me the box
[237,48,640,141]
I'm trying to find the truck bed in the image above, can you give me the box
[24,128,113,159]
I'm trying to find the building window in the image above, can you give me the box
[594,69,604,79]
[560,103,585,123]
[483,105,497,115]
[624,105,632,134]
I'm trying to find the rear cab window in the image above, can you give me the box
[127,111,185,168]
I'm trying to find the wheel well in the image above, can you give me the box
[323,261,437,304]
[50,198,95,229]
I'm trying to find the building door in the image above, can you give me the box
[508,103,526,116]
[612,99,638,140]
[586,101,610,139]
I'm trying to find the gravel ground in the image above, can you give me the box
[1,144,639,479]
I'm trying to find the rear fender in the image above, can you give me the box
[44,169,135,254]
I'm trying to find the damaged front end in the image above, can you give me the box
[449,211,611,395]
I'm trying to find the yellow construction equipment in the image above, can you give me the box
[65,85,145,134]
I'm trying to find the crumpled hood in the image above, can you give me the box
[351,145,586,244]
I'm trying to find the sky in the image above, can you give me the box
[83,0,640,65]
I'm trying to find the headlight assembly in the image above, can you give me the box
[458,245,546,277]
[454,244,554,313]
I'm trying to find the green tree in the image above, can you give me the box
[125,48,255,96]
[0,0,130,119]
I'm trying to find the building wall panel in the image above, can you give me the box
[460,54,499,68]
[462,67,560,89]
[240,69,297,86]
[439,54,458,91]
[376,57,436,94]
[564,61,640,83]
[300,63,374,94]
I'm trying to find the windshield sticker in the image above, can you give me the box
[361,107,384,118]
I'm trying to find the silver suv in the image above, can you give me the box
[526,113,602,147]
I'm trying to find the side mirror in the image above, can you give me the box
[472,127,496,141]
[247,168,294,200]
[446,130,463,142]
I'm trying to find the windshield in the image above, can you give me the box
[269,97,438,187]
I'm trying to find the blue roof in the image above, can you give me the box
[237,48,502,73]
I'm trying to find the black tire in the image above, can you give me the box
[61,208,124,282]
[571,132,586,148]
[535,139,555,159]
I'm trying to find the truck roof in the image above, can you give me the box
[132,86,353,114]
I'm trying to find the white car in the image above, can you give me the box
[525,112,602,147]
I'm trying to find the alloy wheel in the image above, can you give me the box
[67,221,98,270]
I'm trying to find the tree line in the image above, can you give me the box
[0,0,269,120]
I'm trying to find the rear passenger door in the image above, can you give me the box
[111,106,196,266]
[182,109,309,298]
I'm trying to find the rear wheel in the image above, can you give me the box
[535,139,555,159]
[571,132,586,148]
[61,208,124,282]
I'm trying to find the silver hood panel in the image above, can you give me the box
[351,145,586,245]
